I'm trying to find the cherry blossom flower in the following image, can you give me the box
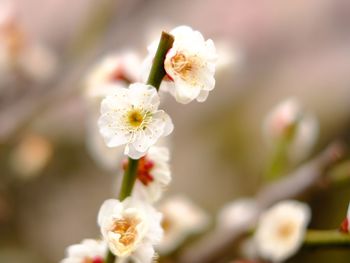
[143,25,217,104]
[61,239,106,263]
[217,198,258,231]
[254,200,311,262]
[157,195,209,254]
[98,197,163,263]
[84,52,142,170]
[98,83,173,159]
[84,52,141,102]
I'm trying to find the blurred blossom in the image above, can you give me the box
[157,195,209,255]
[98,83,173,159]
[129,146,171,203]
[97,197,163,263]
[0,1,57,86]
[254,200,311,263]
[339,202,350,233]
[263,98,319,163]
[143,25,217,104]
[61,239,106,263]
[10,133,53,178]
[215,40,243,72]
[217,198,258,231]
[84,52,142,103]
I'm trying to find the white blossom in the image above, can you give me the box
[98,83,173,159]
[98,198,163,263]
[157,195,209,255]
[217,198,258,231]
[84,52,141,170]
[143,25,217,104]
[61,239,106,263]
[254,200,311,262]
[85,52,141,101]
[264,98,318,163]
[127,146,171,203]
[215,40,243,72]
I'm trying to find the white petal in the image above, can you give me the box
[98,199,123,227]
[162,113,174,136]
[125,143,147,159]
[132,243,156,263]
[196,90,209,103]
[128,83,160,109]
[174,81,201,104]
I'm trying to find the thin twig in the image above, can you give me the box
[304,230,350,248]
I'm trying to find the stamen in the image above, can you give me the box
[125,108,152,133]
[277,221,296,239]
[171,52,193,78]
[112,217,139,246]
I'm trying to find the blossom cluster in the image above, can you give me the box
[60,22,348,263]
[62,25,216,263]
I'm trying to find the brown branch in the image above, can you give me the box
[179,142,346,263]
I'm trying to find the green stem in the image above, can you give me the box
[105,31,174,263]
[147,31,174,90]
[119,158,140,200]
[105,249,117,263]
[304,230,350,248]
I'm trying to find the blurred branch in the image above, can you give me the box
[68,0,116,59]
[0,0,143,142]
[179,142,346,263]
[304,230,350,248]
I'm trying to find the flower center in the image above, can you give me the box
[171,53,193,77]
[161,216,172,234]
[277,221,296,239]
[125,108,152,131]
[112,217,139,246]
[123,156,155,186]
[83,257,104,263]
[127,110,144,128]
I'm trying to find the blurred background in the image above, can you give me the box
[1,0,350,262]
